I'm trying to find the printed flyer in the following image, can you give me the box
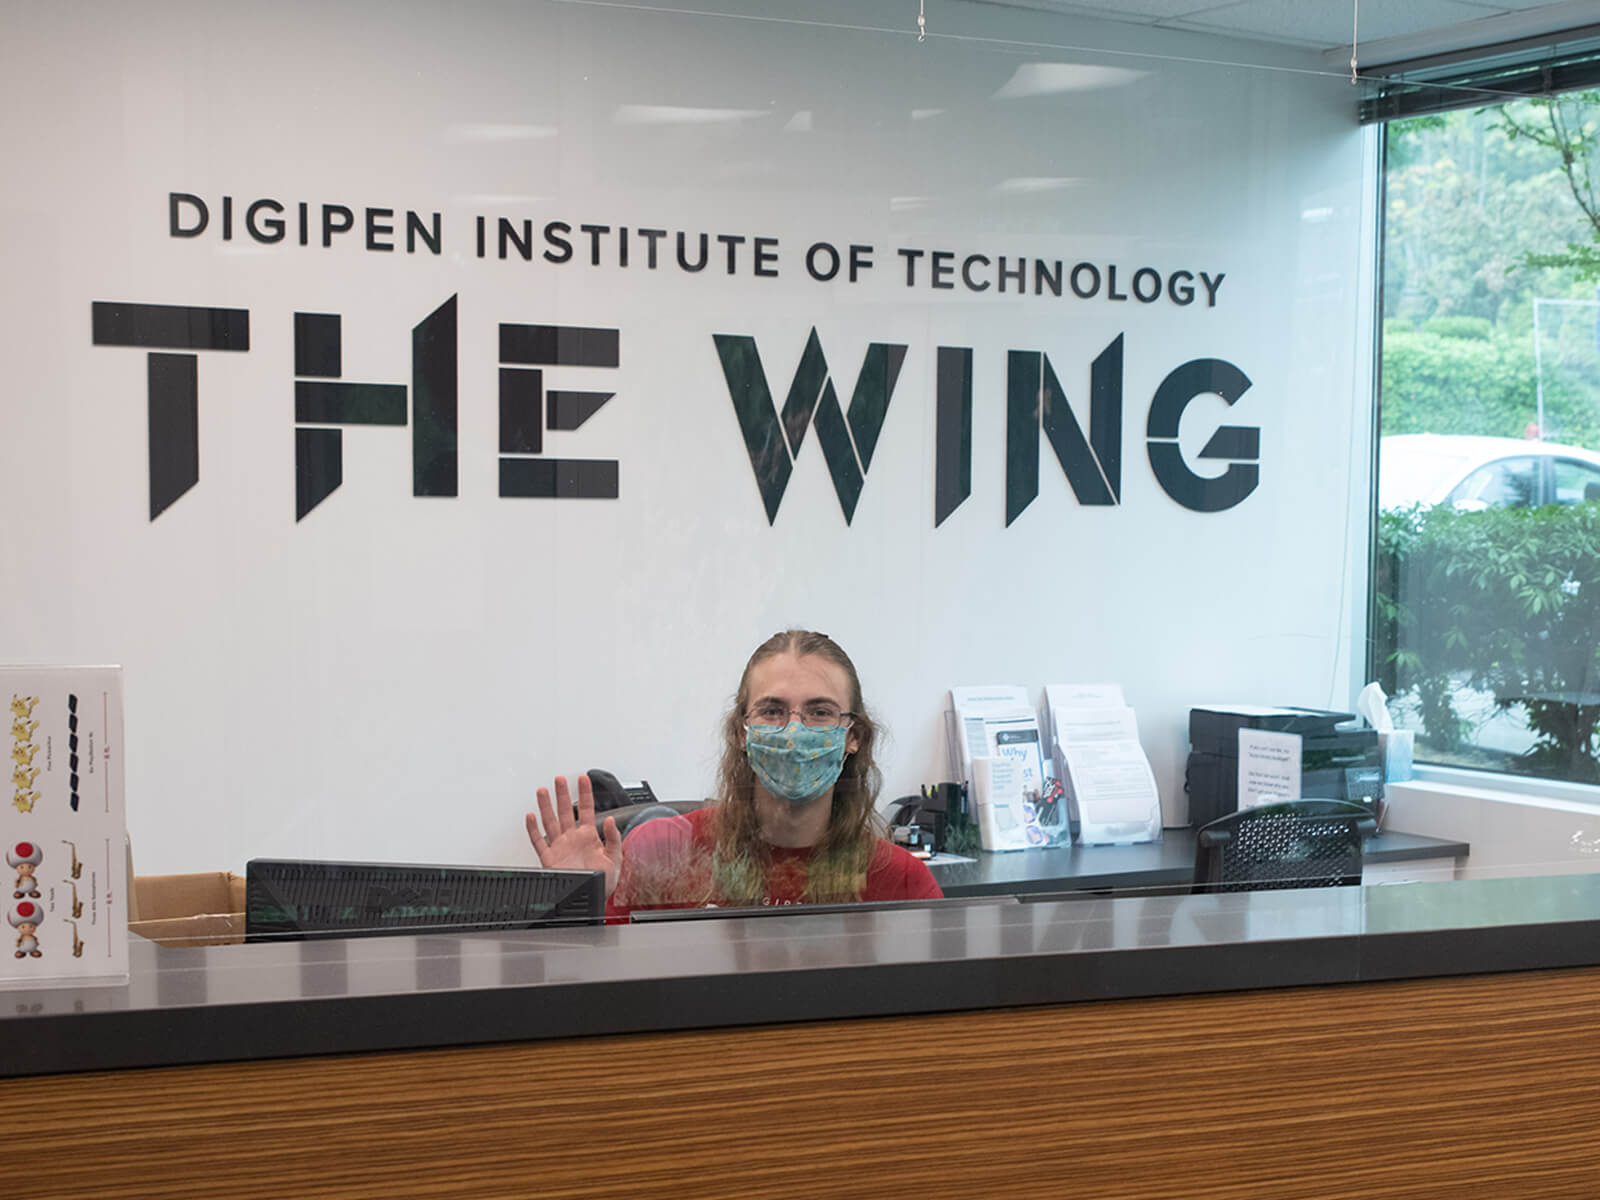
[2,667,128,989]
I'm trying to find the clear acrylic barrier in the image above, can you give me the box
[0,0,1598,1014]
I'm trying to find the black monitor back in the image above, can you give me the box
[245,858,605,942]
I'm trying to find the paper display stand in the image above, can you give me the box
[946,685,1064,848]
[2,667,129,989]
[1043,684,1162,845]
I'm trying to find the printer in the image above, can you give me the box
[1184,706,1383,828]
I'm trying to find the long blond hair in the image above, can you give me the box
[711,630,884,903]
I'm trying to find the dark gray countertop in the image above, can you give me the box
[931,830,1468,896]
[2,865,1591,1080]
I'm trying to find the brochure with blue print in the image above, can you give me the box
[946,685,1062,847]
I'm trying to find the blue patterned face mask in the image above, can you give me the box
[745,721,849,806]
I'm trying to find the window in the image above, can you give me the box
[1445,456,1541,510]
[1551,457,1600,504]
[1374,83,1600,787]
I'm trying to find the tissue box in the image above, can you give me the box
[1379,730,1415,782]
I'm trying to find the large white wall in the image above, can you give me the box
[0,0,1371,873]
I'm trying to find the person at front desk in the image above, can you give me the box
[525,629,943,920]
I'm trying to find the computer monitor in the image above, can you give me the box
[629,894,1015,923]
[244,858,605,942]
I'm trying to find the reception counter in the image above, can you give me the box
[9,874,1600,1197]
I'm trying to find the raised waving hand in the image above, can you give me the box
[525,773,623,898]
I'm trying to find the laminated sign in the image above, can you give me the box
[2,667,128,989]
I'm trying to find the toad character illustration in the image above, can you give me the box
[9,743,37,767]
[9,902,43,958]
[7,843,42,899]
[9,696,37,719]
[10,719,39,743]
[11,766,39,791]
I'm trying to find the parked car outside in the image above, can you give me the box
[1379,433,1600,512]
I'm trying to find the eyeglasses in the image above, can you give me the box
[744,700,855,730]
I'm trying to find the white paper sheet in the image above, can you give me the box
[1060,740,1162,824]
[1237,728,1302,810]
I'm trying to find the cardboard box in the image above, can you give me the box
[129,872,246,948]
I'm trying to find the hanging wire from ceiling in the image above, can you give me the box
[918,0,926,43]
[1350,0,1359,82]
[552,1,1383,85]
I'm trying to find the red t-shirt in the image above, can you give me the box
[605,806,943,920]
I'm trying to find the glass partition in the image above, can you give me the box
[3,0,1597,975]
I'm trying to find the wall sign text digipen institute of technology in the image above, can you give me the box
[88,192,1259,524]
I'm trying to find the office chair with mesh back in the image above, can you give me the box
[1192,799,1378,894]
